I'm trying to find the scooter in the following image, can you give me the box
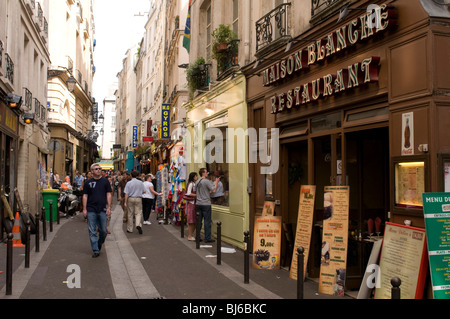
[58,188,79,217]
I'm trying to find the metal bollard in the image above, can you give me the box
[196,212,200,249]
[41,207,47,241]
[49,202,53,232]
[25,219,31,268]
[244,230,250,284]
[180,205,185,238]
[6,233,13,295]
[391,277,401,299]
[35,212,40,252]
[217,221,222,265]
[297,246,304,299]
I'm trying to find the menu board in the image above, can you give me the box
[252,215,282,270]
[374,222,427,299]
[423,193,450,299]
[289,186,316,280]
[318,186,350,296]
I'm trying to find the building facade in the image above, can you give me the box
[47,0,97,182]
[184,0,251,248]
[243,0,450,291]
[0,0,51,222]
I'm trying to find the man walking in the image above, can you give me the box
[195,168,219,243]
[124,170,146,234]
[118,171,130,223]
[82,163,112,258]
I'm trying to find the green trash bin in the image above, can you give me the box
[42,189,59,221]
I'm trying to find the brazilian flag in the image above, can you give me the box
[183,0,191,52]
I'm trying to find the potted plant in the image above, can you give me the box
[211,24,238,73]
[186,57,207,98]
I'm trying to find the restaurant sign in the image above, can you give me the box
[264,3,397,114]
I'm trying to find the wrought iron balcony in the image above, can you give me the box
[256,3,291,53]
[23,88,33,110]
[5,53,14,84]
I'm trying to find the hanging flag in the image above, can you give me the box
[183,0,192,53]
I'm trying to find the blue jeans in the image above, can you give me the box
[196,205,212,241]
[87,211,108,253]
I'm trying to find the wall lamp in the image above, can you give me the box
[253,57,282,69]
[48,67,77,93]
[285,38,316,52]
[337,6,370,23]
[23,113,35,124]
[6,93,23,109]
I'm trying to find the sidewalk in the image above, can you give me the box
[0,199,352,300]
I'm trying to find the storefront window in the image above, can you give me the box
[445,161,450,192]
[310,112,341,133]
[394,161,425,209]
[205,121,229,207]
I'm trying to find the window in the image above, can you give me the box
[205,118,229,207]
[206,5,212,61]
[233,0,239,34]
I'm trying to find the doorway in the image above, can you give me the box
[345,127,389,289]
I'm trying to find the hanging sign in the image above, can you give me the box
[253,215,282,270]
[374,222,427,299]
[423,193,450,299]
[161,104,171,139]
[290,185,316,280]
[132,125,138,148]
[318,186,350,296]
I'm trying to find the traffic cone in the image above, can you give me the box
[12,212,25,247]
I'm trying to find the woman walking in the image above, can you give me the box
[185,172,198,241]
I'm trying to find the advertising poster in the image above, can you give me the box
[289,186,316,280]
[318,186,350,296]
[401,112,414,156]
[374,222,427,299]
[253,215,282,270]
[261,201,275,216]
[423,193,450,299]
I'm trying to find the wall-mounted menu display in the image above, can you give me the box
[374,222,427,299]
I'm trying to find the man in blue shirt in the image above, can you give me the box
[83,163,112,258]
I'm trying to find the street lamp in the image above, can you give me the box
[66,76,76,93]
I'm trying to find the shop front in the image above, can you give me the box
[244,0,450,293]
[186,73,250,248]
[0,96,19,240]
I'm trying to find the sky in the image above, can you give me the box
[92,0,150,103]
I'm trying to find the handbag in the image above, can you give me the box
[183,182,196,201]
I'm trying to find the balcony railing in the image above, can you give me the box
[256,3,291,52]
[311,0,348,24]
[5,53,14,84]
[24,88,33,110]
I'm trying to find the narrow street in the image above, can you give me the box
[0,199,347,302]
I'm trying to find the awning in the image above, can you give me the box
[98,161,114,171]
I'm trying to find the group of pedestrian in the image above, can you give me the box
[185,168,220,243]
[82,164,162,258]
[81,163,222,258]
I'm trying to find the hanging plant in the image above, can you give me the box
[211,24,238,73]
[186,57,206,98]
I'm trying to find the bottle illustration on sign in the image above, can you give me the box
[404,118,411,149]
